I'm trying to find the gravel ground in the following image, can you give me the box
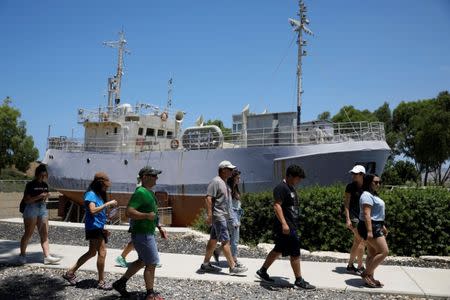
[0,265,442,300]
[0,221,449,299]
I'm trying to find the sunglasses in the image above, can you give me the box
[373,180,382,185]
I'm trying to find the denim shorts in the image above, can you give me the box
[132,233,160,265]
[210,220,230,242]
[23,202,48,219]
[357,220,384,240]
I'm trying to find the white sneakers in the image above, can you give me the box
[44,255,61,265]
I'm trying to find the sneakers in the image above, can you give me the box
[294,277,316,290]
[44,255,61,265]
[234,261,245,268]
[115,255,128,268]
[146,291,164,300]
[18,255,27,265]
[229,264,247,275]
[356,266,365,276]
[213,249,220,263]
[112,279,130,297]
[97,281,113,290]
[256,268,274,282]
[346,264,358,273]
[62,272,78,286]
[200,262,221,273]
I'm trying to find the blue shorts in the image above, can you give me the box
[132,233,160,265]
[210,220,230,243]
[23,202,48,219]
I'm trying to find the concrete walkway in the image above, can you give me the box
[0,221,449,298]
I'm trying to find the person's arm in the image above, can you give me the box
[362,204,373,239]
[157,223,168,239]
[205,195,213,225]
[88,199,117,215]
[24,192,49,204]
[343,192,352,229]
[126,206,155,221]
[274,200,290,235]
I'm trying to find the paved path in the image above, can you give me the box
[0,220,449,298]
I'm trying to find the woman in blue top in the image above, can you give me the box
[357,174,388,288]
[63,172,117,290]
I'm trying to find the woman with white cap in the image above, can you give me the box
[344,165,366,275]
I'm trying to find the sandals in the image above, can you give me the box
[97,280,113,290]
[361,271,379,288]
[370,275,384,287]
[62,272,78,286]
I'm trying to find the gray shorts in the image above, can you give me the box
[210,220,230,242]
[23,202,48,219]
[132,233,160,265]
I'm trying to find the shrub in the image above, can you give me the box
[240,185,450,256]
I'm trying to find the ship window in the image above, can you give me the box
[157,129,165,137]
[166,131,173,139]
[138,127,144,135]
[146,128,155,136]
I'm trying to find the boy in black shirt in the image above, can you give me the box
[256,164,315,290]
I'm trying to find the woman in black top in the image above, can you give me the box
[19,164,61,265]
[344,165,366,274]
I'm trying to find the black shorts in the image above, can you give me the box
[85,228,108,243]
[357,220,384,240]
[273,229,301,257]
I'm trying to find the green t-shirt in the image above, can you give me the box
[128,186,158,234]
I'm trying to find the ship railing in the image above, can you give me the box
[224,121,386,148]
[47,121,386,151]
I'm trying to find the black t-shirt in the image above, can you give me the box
[24,180,49,200]
[345,181,362,219]
[273,180,300,231]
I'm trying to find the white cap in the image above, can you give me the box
[218,160,236,169]
[349,165,366,174]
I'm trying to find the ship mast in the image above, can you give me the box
[289,0,313,126]
[103,30,130,116]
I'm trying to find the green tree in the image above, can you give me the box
[205,119,232,140]
[0,97,39,174]
[331,105,377,123]
[382,160,420,186]
[317,111,331,121]
[393,92,450,185]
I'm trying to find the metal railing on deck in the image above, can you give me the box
[47,121,385,152]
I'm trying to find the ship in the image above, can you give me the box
[43,1,391,226]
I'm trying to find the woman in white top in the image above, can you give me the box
[357,174,388,288]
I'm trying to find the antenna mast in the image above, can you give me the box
[289,0,313,126]
[103,30,130,116]
[166,77,173,112]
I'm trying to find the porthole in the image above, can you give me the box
[87,158,91,164]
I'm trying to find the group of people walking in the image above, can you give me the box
[18,161,388,299]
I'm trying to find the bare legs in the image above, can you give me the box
[364,236,388,285]
[67,239,107,282]
[348,227,365,268]
[203,239,235,269]
[20,217,51,257]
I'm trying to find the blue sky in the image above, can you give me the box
[1,0,449,158]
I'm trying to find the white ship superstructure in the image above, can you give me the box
[43,2,390,226]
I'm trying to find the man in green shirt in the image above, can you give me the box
[113,166,167,300]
